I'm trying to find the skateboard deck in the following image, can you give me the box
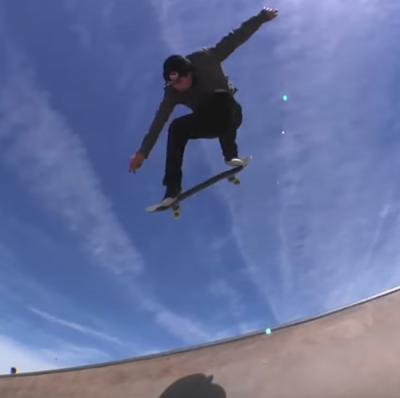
[146,156,252,218]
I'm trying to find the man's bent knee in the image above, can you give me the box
[168,116,192,135]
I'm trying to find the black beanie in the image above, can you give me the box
[163,55,193,82]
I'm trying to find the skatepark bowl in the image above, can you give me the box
[1,287,400,397]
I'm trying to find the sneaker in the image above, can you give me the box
[225,157,245,167]
[160,196,177,207]
[161,187,181,207]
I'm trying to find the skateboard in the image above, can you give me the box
[146,156,252,218]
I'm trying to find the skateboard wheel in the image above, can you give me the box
[228,176,240,185]
[172,205,180,219]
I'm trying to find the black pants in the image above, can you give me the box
[163,91,243,197]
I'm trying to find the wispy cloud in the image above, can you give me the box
[148,0,265,52]
[0,334,112,374]
[28,306,124,346]
[0,47,143,276]
[269,0,400,316]
[0,335,62,374]
[208,279,245,318]
[38,343,110,368]
[154,307,233,344]
[0,2,253,355]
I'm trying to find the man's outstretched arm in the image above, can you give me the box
[208,7,278,62]
[138,95,175,158]
[129,92,175,173]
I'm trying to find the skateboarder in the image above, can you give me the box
[129,7,279,207]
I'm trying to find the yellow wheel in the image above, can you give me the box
[172,205,180,219]
[228,176,240,185]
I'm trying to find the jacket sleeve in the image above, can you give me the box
[137,91,176,158]
[208,11,267,62]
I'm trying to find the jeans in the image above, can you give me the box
[163,91,243,197]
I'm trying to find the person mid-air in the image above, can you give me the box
[129,7,279,207]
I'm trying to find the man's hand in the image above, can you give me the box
[261,7,279,22]
[129,152,145,173]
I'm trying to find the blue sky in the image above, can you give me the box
[1,0,400,374]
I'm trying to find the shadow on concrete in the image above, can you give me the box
[159,374,226,398]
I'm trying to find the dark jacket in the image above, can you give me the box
[138,11,268,158]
